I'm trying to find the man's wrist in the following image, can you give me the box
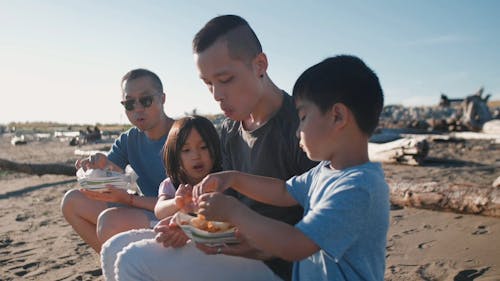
[128,194,135,206]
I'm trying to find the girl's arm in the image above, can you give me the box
[195,171,297,207]
[154,195,179,219]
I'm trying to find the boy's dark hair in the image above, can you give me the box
[163,115,222,187]
[192,15,262,63]
[121,68,163,93]
[293,55,384,135]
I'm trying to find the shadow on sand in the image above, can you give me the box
[0,179,76,199]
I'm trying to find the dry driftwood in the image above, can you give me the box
[389,180,500,217]
[368,137,429,165]
[0,158,76,176]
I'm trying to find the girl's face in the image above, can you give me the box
[180,128,214,185]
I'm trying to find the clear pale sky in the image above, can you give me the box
[1,0,499,125]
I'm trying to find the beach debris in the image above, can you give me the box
[482,119,500,135]
[0,158,76,176]
[493,176,500,188]
[369,136,429,165]
[380,87,496,132]
[10,135,27,146]
[460,87,492,131]
[389,180,500,217]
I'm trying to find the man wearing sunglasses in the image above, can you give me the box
[61,68,175,253]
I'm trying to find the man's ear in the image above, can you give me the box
[160,92,166,104]
[253,52,268,77]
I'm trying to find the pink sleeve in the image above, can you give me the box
[157,178,176,199]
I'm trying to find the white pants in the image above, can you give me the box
[101,229,156,281]
[101,229,282,281]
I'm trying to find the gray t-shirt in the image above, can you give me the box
[287,161,390,281]
[220,92,317,280]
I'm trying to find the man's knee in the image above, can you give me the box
[60,189,84,216]
[97,207,121,239]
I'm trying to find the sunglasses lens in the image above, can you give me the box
[139,96,154,108]
[121,94,157,111]
[121,100,135,111]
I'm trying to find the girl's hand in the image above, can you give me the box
[197,192,240,222]
[174,184,196,213]
[154,216,189,248]
[79,185,129,203]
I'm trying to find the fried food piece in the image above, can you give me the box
[190,215,233,233]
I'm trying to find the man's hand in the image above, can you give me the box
[75,152,108,171]
[154,216,189,248]
[195,230,273,260]
[79,185,129,204]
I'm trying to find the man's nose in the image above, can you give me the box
[212,87,224,102]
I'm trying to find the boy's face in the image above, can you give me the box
[194,39,262,121]
[122,76,165,132]
[295,99,333,161]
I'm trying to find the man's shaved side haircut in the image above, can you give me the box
[193,15,262,63]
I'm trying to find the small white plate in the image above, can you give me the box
[174,212,239,246]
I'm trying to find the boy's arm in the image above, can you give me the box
[198,193,319,261]
[194,170,297,207]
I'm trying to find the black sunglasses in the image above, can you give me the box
[120,94,161,111]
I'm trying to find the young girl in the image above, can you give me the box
[100,115,222,281]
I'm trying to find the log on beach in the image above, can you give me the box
[389,180,500,217]
[369,137,430,165]
[0,158,76,176]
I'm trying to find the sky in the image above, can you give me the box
[1,0,499,125]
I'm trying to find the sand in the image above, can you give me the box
[0,135,499,280]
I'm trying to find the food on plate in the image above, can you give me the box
[181,214,233,233]
[174,212,239,246]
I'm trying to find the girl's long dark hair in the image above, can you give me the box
[162,115,222,187]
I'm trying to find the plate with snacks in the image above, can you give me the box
[76,168,130,192]
[174,212,239,246]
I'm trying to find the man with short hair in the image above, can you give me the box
[112,15,316,281]
[61,69,175,253]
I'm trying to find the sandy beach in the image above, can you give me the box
[1,135,499,280]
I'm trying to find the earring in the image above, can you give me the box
[260,74,264,78]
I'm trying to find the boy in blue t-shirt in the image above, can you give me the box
[194,55,390,281]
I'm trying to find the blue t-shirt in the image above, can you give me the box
[286,161,389,281]
[107,127,167,197]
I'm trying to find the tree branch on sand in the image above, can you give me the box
[0,158,76,176]
[389,180,500,218]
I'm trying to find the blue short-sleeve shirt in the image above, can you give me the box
[107,127,167,197]
[286,161,389,281]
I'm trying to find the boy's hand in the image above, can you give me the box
[79,185,129,203]
[192,171,235,199]
[154,216,189,248]
[174,184,196,213]
[197,192,240,222]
